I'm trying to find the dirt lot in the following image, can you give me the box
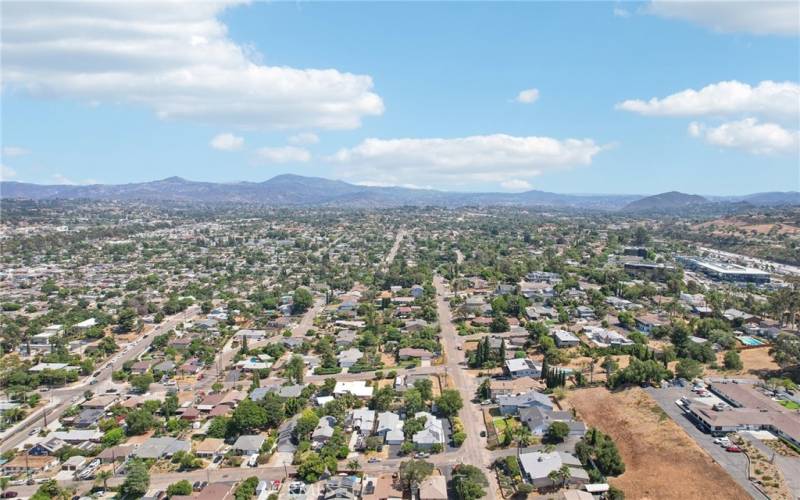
[567,387,750,500]
[707,347,780,379]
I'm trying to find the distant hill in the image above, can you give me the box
[623,191,709,212]
[0,174,641,209]
[2,175,798,210]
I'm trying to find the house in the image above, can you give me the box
[519,407,586,436]
[82,394,119,410]
[723,308,757,324]
[497,390,553,415]
[489,377,541,399]
[233,435,266,455]
[153,360,176,373]
[335,329,357,348]
[348,408,376,436]
[235,329,268,342]
[194,438,226,458]
[398,348,434,361]
[518,451,590,489]
[361,473,403,500]
[49,430,103,444]
[338,348,364,368]
[2,455,58,475]
[61,455,87,471]
[324,475,361,500]
[412,412,445,449]
[583,326,633,347]
[551,329,580,348]
[312,416,337,446]
[72,318,98,332]
[575,306,595,320]
[133,437,191,459]
[28,437,66,456]
[97,445,135,464]
[75,408,105,428]
[418,475,448,500]
[334,380,373,399]
[376,412,404,445]
[635,314,665,334]
[130,361,152,375]
[411,285,424,298]
[504,358,542,379]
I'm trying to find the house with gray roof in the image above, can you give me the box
[337,348,363,368]
[233,434,266,455]
[133,437,190,459]
[519,407,586,437]
[518,451,590,489]
[375,411,404,445]
[348,408,376,436]
[312,416,337,447]
[497,390,553,415]
[412,412,445,449]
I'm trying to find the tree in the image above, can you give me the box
[120,460,150,499]
[370,386,396,412]
[129,372,154,393]
[413,378,433,401]
[292,287,314,314]
[675,358,703,381]
[435,389,463,417]
[284,355,305,384]
[166,480,193,497]
[724,350,743,371]
[294,409,320,441]
[125,408,155,435]
[95,470,112,491]
[490,315,509,333]
[347,458,360,472]
[398,459,434,493]
[404,388,425,414]
[117,307,138,333]
[296,452,326,483]
[452,464,488,500]
[234,477,259,500]
[206,416,230,438]
[544,421,570,443]
[231,399,269,433]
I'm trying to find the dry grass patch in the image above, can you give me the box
[568,387,750,500]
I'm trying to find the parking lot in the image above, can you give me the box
[646,386,768,500]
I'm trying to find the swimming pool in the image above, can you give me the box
[737,335,764,346]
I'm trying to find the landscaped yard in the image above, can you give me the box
[567,387,751,500]
[778,400,800,410]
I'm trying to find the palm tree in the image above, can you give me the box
[0,477,9,493]
[557,464,571,488]
[95,470,112,490]
[347,459,360,473]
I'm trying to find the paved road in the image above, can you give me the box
[384,229,406,266]
[0,306,199,453]
[433,274,499,498]
[646,386,767,500]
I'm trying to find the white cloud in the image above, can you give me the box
[500,179,533,191]
[2,146,30,157]
[256,146,311,163]
[51,174,77,185]
[330,134,606,189]
[356,180,431,190]
[689,118,800,155]
[515,88,540,104]
[0,165,17,180]
[288,132,320,145]
[647,1,799,36]
[1,1,384,130]
[613,7,631,18]
[616,80,800,121]
[210,132,244,151]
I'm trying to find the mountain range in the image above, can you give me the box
[1,174,798,211]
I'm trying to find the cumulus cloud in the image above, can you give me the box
[515,88,540,104]
[689,118,800,155]
[288,132,320,145]
[2,146,30,157]
[51,174,77,185]
[330,134,606,189]
[256,146,311,163]
[500,179,533,191]
[1,1,384,130]
[616,80,800,121]
[613,7,631,18]
[210,132,244,151]
[647,0,799,36]
[0,165,17,180]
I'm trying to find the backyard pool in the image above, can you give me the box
[737,335,765,347]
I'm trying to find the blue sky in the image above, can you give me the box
[1,1,798,195]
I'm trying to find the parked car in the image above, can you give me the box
[28,427,41,436]
[2,491,19,498]
[368,458,381,463]
[725,446,742,453]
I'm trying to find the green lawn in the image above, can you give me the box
[779,400,800,410]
